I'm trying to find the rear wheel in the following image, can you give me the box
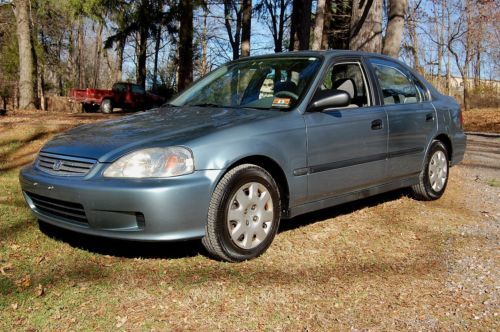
[411,140,449,201]
[100,99,113,113]
[202,164,281,262]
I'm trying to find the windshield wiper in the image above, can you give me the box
[162,103,179,107]
[189,103,225,108]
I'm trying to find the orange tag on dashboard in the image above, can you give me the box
[272,97,291,108]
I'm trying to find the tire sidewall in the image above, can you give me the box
[422,141,449,199]
[214,166,281,261]
[101,99,112,113]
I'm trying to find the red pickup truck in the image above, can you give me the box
[69,82,165,113]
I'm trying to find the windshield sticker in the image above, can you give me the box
[272,97,291,108]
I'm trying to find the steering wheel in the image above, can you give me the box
[274,90,299,100]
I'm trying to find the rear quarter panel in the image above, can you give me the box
[431,95,466,165]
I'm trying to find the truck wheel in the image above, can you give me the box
[100,99,113,113]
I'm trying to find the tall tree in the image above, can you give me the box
[255,0,290,53]
[312,0,326,50]
[382,0,407,57]
[13,0,36,109]
[224,0,243,60]
[240,0,252,57]
[177,0,193,91]
[322,0,352,50]
[349,0,383,52]
[405,0,422,73]
[289,0,312,50]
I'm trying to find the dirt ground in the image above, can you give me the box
[0,109,499,330]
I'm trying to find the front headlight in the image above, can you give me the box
[103,147,194,178]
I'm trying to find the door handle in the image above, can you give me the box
[425,113,434,122]
[371,119,383,130]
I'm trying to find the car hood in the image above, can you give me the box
[41,106,281,162]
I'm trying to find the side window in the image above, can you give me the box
[412,75,429,102]
[371,62,420,105]
[320,62,370,107]
[131,85,145,94]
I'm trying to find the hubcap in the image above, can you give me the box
[226,182,274,249]
[428,150,448,192]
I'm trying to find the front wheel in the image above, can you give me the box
[202,164,281,262]
[411,140,449,200]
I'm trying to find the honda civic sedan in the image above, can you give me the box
[20,51,466,262]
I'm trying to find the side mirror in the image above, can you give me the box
[308,89,351,112]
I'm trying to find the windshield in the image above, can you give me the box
[170,57,322,110]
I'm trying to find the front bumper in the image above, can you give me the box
[20,164,223,241]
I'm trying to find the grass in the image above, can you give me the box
[487,178,500,187]
[463,107,500,133]
[0,111,498,330]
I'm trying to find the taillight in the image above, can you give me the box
[459,109,464,128]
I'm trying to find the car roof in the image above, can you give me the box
[231,50,398,61]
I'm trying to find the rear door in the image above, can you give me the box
[304,57,388,201]
[367,58,437,180]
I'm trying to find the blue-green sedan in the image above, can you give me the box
[20,51,466,261]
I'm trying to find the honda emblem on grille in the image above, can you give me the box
[52,160,63,171]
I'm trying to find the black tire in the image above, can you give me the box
[202,164,281,262]
[411,140,449,201]
[100,99,113,113]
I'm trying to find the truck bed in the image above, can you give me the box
[69,88,113,105]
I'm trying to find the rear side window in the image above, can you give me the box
[370,62,420,105]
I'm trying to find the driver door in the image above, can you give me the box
[304,59,388,201]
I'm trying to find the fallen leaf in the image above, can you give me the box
[15,275,31,289]
[116,316,127,328]
[36,284,45,297]
[0,263,12,275]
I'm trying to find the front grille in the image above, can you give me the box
[26,192,88,224]
[36,152,96,176]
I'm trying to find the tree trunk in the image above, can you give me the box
[224,0,242,60]
[289,0,312,51]
[350,0,383,53]
[240,0,252,57]
[408,17,420,72]
[263,0,286,53]
[446,5,451,95]
[116,35,125,82]
[312,0,326,50]
[13,0,35,109]
[200,5,209,76]
[178,0,193,92]
[93,22,104,89]
[321,0,332,50]
[137,27,148,89]
[382,0,407,57]
[152,26,162,91]
[77,20,84,88]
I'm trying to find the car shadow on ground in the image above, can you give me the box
[38,188,411,260]
[38,221,204,260]
[279,188,410,233]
